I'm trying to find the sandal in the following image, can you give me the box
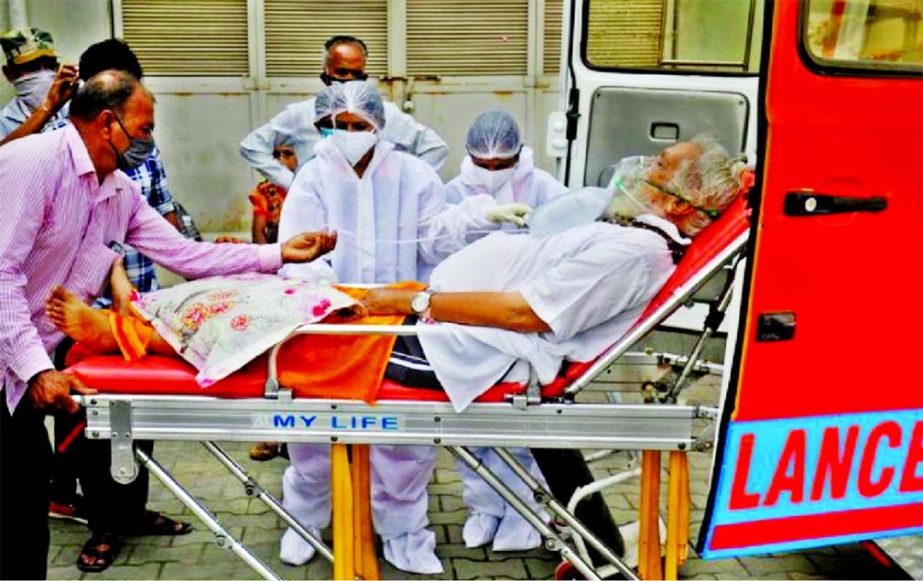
[76,532,121,573]
[249,441,283,462]
[124,510,193,536]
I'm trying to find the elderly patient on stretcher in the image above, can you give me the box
[50,135,747,406]
[47,134,748,571]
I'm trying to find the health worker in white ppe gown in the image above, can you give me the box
[275,80,529,575]
[442,109,570,552]
[445,110,568,212]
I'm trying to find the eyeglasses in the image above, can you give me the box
[320,71,369,85]
[644,179,721,219]
[111,111,151,141]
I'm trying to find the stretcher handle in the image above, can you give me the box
[58,418,87,453]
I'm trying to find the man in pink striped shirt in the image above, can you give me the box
[0,70,334,579]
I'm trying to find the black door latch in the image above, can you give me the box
[784,192,887,216]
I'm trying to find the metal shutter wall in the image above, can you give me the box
[264,0,388,77]
[586,0,663,68]
[121,0,249,76]
[543,0,563,74]
[406,0,529,76]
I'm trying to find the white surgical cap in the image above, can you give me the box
[465,110,522,160]
[313,80,386,131]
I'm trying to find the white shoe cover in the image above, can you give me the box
[279,526,320,566]
[491,510,543,552]
[382,529,444,574]
[463,512,500,548]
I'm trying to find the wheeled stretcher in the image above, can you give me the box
[69,194,750,580]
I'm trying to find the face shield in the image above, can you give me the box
[609,155,722,222]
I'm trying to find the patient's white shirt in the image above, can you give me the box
[417,214,685,411]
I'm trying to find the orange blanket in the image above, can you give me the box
[277,282,424,403]
[104,281,424,404]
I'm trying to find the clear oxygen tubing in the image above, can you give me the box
[329,227,530,259]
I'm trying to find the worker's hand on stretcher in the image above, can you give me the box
[28,370,97,414]
[281,230,337,263]
[486,203,533,227]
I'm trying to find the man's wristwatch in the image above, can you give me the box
[410,289,435,317]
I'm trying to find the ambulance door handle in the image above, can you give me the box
[784,192,887,216]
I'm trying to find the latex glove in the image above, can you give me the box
[485,203,533,227]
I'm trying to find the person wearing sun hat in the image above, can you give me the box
[0,26,78,143]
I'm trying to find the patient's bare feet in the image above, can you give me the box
[110,258,135,317]
[46,286,118,353]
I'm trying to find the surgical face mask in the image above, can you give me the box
[12,69,56,111]
[469,163,516,195]
[332,130,378,166]
[108,114,155,171]
[319,127,334,138]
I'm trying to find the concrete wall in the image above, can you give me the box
[0,0,109,115]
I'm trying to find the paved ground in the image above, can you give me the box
[46,375,909,580]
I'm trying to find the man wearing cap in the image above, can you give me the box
[0,27,78,144]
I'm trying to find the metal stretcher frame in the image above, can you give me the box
[75,200,750,580]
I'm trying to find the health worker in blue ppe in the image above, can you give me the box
[239,35,448,189]
[275,80,527,575]
[445,110,567,218]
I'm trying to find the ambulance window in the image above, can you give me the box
[803,0,923,73]
[583,0,763,74]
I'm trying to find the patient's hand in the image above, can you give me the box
[360,288,415,317]
[281,230,337,263]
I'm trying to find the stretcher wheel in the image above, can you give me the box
[554,560,584,580]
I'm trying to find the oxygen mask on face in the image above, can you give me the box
[606,155,658,224]
[526,186,612,238]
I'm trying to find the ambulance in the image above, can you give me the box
[549,0,922,574]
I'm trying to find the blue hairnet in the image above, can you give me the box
[313,80,386,131]
[465,110,522,160]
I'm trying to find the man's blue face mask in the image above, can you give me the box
[319,127,335,138]
[108,112,155,171]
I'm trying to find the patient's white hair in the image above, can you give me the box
[667,134,748,235]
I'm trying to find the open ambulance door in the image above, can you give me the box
[700,0,923,560]
[547,0,764,189]
[549,0,764,335]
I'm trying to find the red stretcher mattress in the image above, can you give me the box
[66,194,750,404]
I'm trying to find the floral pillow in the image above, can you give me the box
[132,273,357,386]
